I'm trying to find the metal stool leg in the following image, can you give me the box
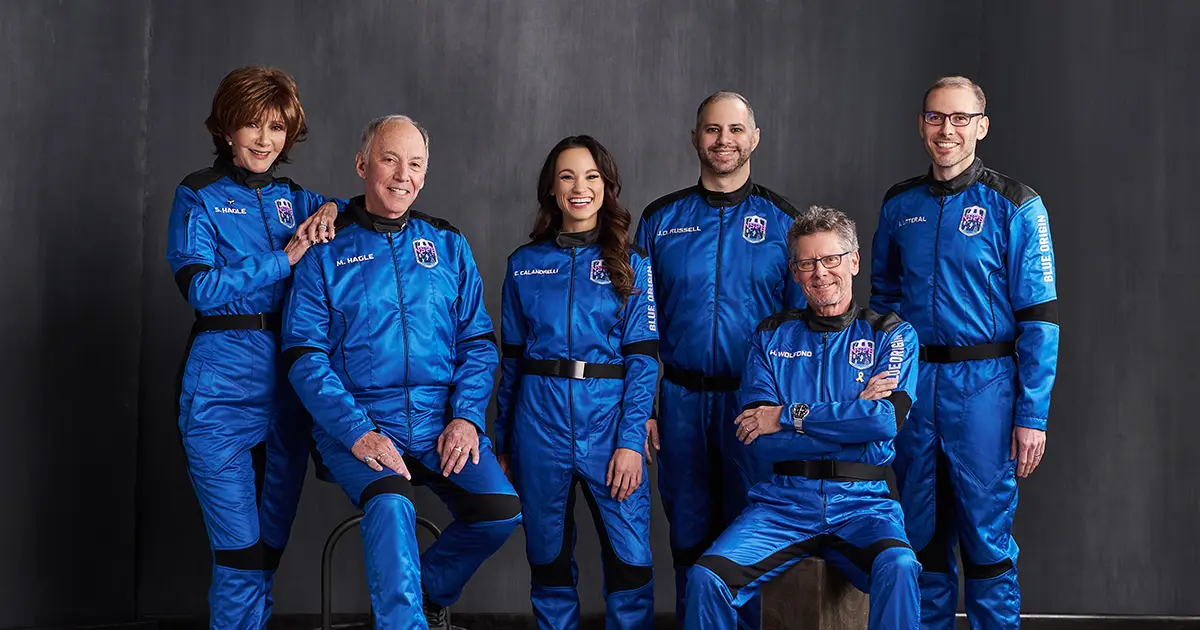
[415,516,442,539]
[321,512,443,630]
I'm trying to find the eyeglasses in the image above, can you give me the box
[922,111,985,127]
[790,251,852,272]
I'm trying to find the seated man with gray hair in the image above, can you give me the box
[684,205,921,630]
[282,115,521,630]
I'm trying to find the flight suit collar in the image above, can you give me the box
[698,177,753,207]
[927,157,984,197]
[554,227,600,248]
[214,156,276,189]
[342,195,409,233]
[803,303,863,333]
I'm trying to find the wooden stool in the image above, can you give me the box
[761,557,869,630]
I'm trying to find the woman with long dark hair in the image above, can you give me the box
[165,66,341,629]
[496,135,659,629]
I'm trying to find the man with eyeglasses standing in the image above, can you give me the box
[870,76,1060,628]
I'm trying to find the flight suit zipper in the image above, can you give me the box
[707,208,726,431]
[711,208,726,377]
[256,188,278,305]
[818,331,829,516]
[567,248,578,468]
[387,233,414,447]
[930,195,947,434]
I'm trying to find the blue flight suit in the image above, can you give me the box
[167,157,339,629]
[685,306,921,630]
[634,180,805,626]
[871,158,1060,628]
[496,229,659,629]
[282,197,521,629]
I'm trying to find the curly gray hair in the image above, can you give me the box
[787,205,859,259]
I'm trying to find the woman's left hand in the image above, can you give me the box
[606,447,644,502]
[297,202,339,243]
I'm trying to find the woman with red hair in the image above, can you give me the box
[166,66,341,629]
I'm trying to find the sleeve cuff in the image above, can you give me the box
[274,249,293,277]
[1014,415,1047,431]
[617,438,645,456]
[338,418,375,453]
[452,409,487,433]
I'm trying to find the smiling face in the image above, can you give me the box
[921,86,989,181]
[356,120,427,218]
[791,230,860,315]
[225,109,287,173]
[552,146,605,232]
[692,97,760,177]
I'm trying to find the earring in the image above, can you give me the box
[228,140,233,146]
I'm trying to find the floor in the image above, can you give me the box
[139,613,1200,630]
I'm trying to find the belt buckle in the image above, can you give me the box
[565,360,586,380]
[257,313,268,329]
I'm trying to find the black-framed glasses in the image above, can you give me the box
[923,111,985,127]
[790,251,852,272]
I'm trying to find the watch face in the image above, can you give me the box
[790,403,809,421]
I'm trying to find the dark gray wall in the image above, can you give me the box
[978,0,1200,614]
[135,0,979,617]
[0,1,149,628]
[3,1,1198,626]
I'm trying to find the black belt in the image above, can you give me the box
[522,359,625,380]
[663,365,740,392]
[176,313,281,417]
[192,313,281,333]
[919,341,1015,364]
[773,460,888,481]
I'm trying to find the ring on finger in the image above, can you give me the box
[453,446,463,452]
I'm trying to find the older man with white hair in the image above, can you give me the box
[685,205,921,630]
[283,115,521,630]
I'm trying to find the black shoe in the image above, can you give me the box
[422,590,462,630]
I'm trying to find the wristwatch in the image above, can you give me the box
[789,403,810,433]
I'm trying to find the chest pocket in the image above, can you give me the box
[202,194,265,266]
[892,207,938,272]
[324,251,383,391]
[946,203,1004,260]
[830,332,879,401]
[406,238,459,344]
[581,265,625,355]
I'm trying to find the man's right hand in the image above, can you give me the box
[351,431,410,480]
[734,406,783,444]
